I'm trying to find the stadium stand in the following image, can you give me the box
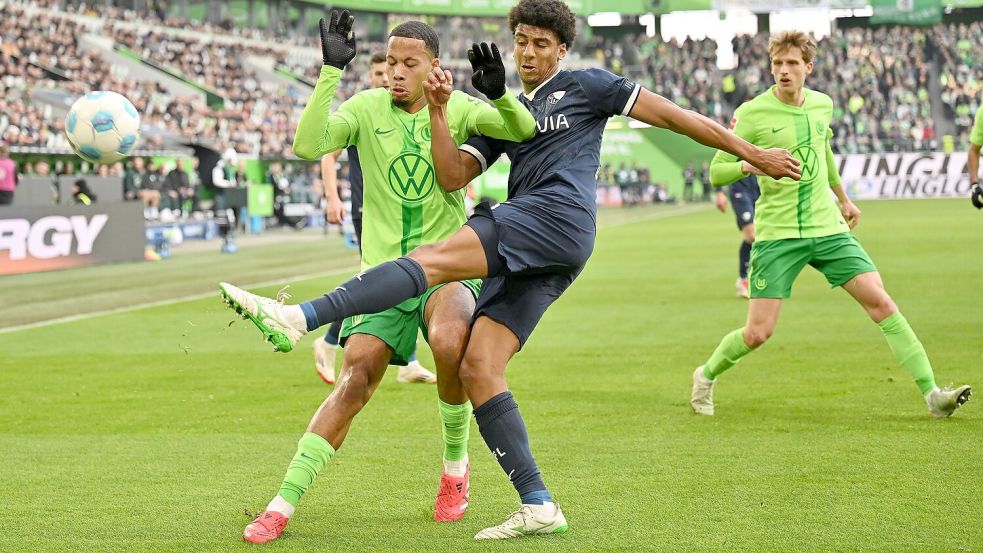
[4,0,983,162]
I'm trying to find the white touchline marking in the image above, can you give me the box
[0,265,361,335]
[0,205,709,336]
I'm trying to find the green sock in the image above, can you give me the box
[878,312,937,396]
[703,328,754,380]
[277,432,336,506]
[438,399,472,462]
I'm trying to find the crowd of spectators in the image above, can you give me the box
[731,27,938,154]
[6,0,983,161]
[933,21,982,149]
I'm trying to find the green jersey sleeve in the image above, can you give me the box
[710,106,755,187]
[825,127,841,188]
[292,65,357,160]
[971,107,983,147]
[468,94,536,142]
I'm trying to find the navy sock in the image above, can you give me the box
[301,257,427,333]
[473,391,551,504]
[324,320,342,346]
[739,240,752,279]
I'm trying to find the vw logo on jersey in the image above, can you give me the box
[547,90,566,104]
[790,144,820,183]
[387,152,435,202]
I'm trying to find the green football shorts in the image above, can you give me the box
[748,232,877,299]
[339,279,481,365]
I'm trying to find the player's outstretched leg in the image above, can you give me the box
[842,272,972,417]
[463,318,567,540]
[313,321,343,384]
[244,336,390,544]
[219,226,488,353]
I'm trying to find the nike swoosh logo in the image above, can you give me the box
[513,522,555,534]
[374,128,396,135]
[771,127,785,133]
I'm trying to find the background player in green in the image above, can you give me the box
[237,12,536,544]
[968,104,983,209]
[690,30,972,419]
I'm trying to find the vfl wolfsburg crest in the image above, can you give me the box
[387,152,435,202]
[790,144,819,183]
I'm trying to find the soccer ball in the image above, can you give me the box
[64,91,141,164]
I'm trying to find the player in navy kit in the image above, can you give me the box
[218,0,800,539]
[715,173,760,298]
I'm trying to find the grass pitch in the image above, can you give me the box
[1,200,980,552]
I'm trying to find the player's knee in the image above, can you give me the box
[458,353,491,394]
[744,325,773,348]
[428,322,470,364]
[868,296,898,322]
[334,363,376,410]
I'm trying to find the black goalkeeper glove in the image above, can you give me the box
[319,10,356,70]
[468,42,506,100]
[972,183,983,210]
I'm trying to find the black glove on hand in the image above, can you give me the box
[468,42,506,100]
[320,10,356,70]
[972,183,983,210]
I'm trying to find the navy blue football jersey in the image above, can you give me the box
[346,145,363,218]
[460,68,640,217]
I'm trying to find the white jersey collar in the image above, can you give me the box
[522,69,561,101]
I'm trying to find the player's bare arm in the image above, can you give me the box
[425,43,535,191]
[320,150,345,223]
[627,89,801,182]
[831,185,860,229]
[425,68,481,192]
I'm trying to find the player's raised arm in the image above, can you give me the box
[467,43,536,142]
[628,89,801,182]
[293,10,359,160]
[424,68,483,192]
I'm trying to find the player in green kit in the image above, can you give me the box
[969,105,983,208]
[237,12,535,544]
[690,31,972,418]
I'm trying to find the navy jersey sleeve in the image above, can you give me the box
[459,134,506,173]
[574,68,641,118]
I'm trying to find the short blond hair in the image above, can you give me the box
[768,31,816,63]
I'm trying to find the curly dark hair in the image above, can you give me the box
[390,21,439,58]
[508,0,577,47]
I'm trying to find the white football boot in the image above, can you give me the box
[474,503,568,540]
[925,385,971,418]
[691,366,716,416]
[219,282,306,352]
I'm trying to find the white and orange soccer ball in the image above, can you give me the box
[64,91,141,164]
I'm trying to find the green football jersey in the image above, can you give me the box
[970,106,983,146]
[293,65,535,269]
[710,85,849,241]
